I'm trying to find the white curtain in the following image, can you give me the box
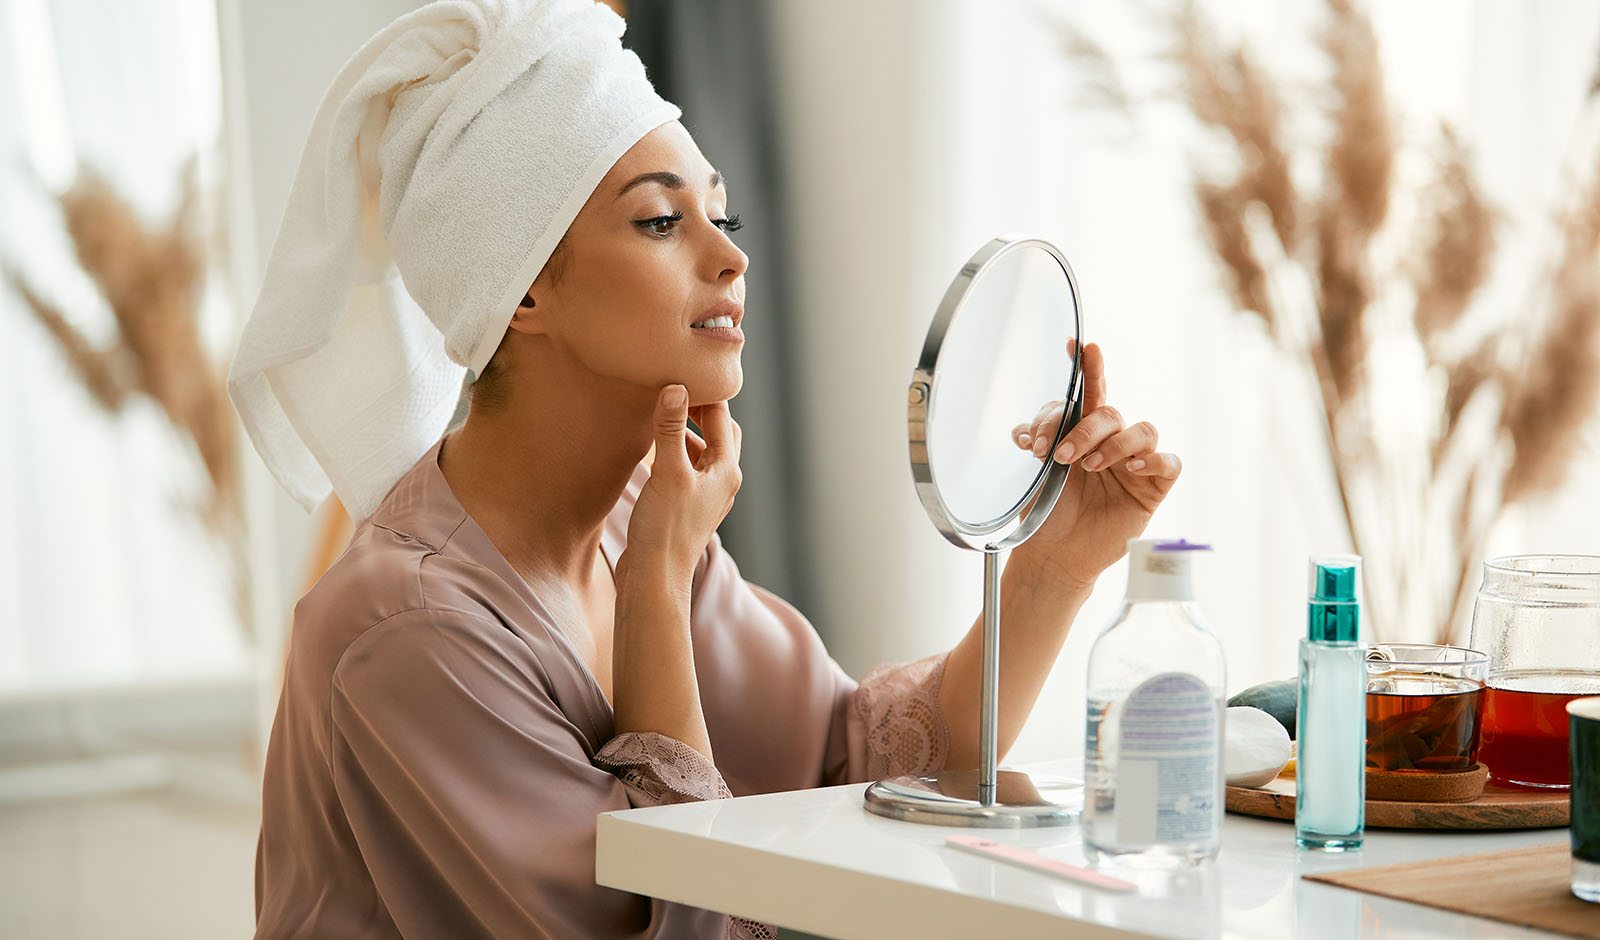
[772,0,1600,764]
[0,0,248,693]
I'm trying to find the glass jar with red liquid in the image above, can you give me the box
[1469,555,1600,789]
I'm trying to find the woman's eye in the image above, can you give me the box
[635,211,684,236]
[632,211,743,237]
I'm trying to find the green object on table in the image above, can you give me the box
[1229,678,1298,740]
[1572,703,1600,866]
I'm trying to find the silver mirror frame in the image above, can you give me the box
[867,234,1087,829]
[907,235,1084,552]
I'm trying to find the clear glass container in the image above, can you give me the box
[1364,644,1488,774]
[1468,555,1600,789]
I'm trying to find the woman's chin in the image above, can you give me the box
[686,370,743,407]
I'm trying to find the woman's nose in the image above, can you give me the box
[715,234,748,281]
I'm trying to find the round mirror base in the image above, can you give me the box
[863,770,1080,828]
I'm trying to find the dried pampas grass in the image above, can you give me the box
[1062,0,1600,642]
[1047,18,1137,119]
[3,157,252,634]
[1168,3,1299,254]
[1412,127,1497,346]
[1196,179,1274,323]
[4,159,236,528]
[1502,185,1600,504]
[1313,0,1388,409]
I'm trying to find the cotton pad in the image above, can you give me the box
[1225,705,1292,787]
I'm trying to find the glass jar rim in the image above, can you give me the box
[1484,554,1600,576]
[1366,642,1489,666]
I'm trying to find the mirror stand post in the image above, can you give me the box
[978,546,1001,807]
[862,234,1083,828]
[860,545,1079,828]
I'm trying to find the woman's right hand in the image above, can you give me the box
[624,384,742,574]
[611,385,738,761]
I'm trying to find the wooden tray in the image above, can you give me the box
[1226,773,1569,830]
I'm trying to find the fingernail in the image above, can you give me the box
[1055,443,1077,463]
[1019,433,1032,448]
[1082,453,1103,470]
[1032,438,1049,458]
[664,385,686,409]
[1127,458,1146,471]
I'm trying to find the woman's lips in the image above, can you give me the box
[690,325,744,342]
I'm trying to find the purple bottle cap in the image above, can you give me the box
[1153,539,1212,552]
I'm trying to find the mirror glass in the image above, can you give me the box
[925,244,1080,527]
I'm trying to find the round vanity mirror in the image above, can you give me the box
[866,235,1085,828]
[911,236,1082,549]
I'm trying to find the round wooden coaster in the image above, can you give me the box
[1365,763,1489,803]
[1225,772,1568,830]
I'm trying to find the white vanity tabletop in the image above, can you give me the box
[596,760,1575,940]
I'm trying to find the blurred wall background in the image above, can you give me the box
[2,0,1598,936]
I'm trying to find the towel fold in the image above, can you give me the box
[228,0,680,520]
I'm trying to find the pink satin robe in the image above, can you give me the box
[253,438,952,939]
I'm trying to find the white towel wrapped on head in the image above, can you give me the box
[228,0,680,520]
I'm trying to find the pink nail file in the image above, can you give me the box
[945,835,1138,892]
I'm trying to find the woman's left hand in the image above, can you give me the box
[1008,341,1182,590]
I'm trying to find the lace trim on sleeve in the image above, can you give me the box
[854,650,952,780]
[595,737,774,938]
[593,731,732,805]
[725,916,778,939]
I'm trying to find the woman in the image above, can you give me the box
[231,2,1181,938]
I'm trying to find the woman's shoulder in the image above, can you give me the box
[290,518,530,678]
[299,517,441,622]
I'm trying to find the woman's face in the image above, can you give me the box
[521,121,748,406]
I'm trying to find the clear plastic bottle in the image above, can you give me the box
[1084,539,1226,865]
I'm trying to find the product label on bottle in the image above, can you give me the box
[1115,672,1220,846]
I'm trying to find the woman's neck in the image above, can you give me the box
[437,372,654,587]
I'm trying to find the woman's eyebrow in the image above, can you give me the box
[616,171,727,198]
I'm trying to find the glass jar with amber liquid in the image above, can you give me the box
[1469,556,1600,789]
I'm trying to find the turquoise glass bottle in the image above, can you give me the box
[1295,556,1366,851]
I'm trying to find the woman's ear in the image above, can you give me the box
[507,289,547,337]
